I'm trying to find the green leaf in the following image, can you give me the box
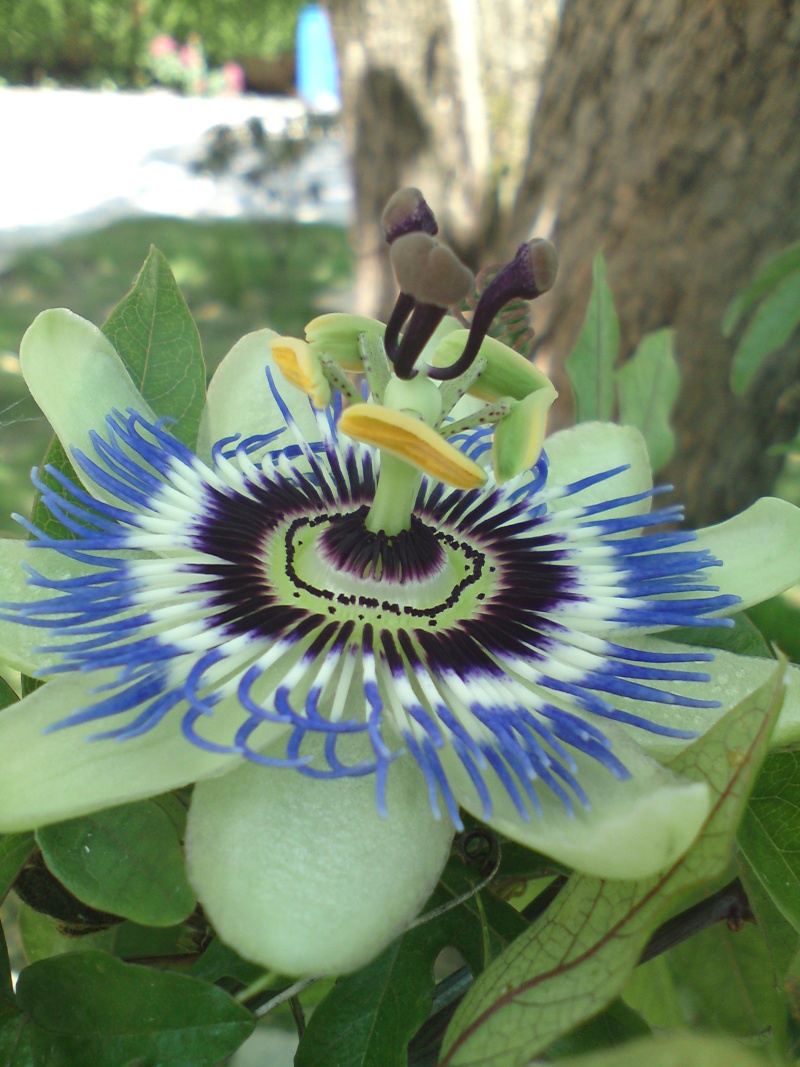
[565,254,619,422]
[730,270,800,394]
[36,796,195,927]
[665,611,771,659]
[738,751,800,934]
[0,929,35,1067]
[738,855,800,984]
[544,998,649,1060]
[614,329,679,472]
[723,241,800,335]
[439,661,784,1067]
[0,833,35,903]
[190,938,264,987]
[748,597,800,665]
[545,1032,772,1067]
[651,921,787,1047]
[295,860,522,1067]
[101,246,206,446]
[14,951,253,1067]
[27,435,81,544]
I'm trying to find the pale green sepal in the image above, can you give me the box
[492,386,558,483]
[0,539,101,674]
[305,313,386,371]
[432,330,553,402]
[197,329,319,463]
[609,636,784,759]
[544,422,652,514]
[0,672,281,830]
[444,720,710,879]
[693,496,800,612]
[19,310,157,498]
[186,732,454,976]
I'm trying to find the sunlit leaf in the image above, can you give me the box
[439,661,784,1067]
[102,246,206,446]
[565,254,618,422]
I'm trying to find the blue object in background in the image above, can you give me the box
[296,4,341,112]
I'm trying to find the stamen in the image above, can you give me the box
[388,234,474,379]
[428,238,558,381]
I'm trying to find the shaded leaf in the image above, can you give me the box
[14,951,253,1067]
[439,662,784,1067]
[738,855,800,985]
[544,998,649,1060]
[615,329,679,472]
[565,254,618,422]
[738,751,800,934]
[723,241,800,335]
[653,921,786,1047]
[102,246,206,446]
[730,271,800,394]
[747,597,800,665]
[0,833,35,903]
[36,796,195,927]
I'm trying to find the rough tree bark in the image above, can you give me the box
[329,0,800,525]
[327,0,559,318]
[507,0,800,526]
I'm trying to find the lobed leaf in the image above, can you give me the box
[439,661,784,1067]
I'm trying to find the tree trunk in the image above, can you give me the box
[327,0,559,318]
[506,0,800,526]
[329,0,800,526]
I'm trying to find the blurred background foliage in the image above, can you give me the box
[0,218,351,535]
[0,0,304,87]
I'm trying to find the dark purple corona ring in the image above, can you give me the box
[7,369,737,828]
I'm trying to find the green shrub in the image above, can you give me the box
[0,0,303,86]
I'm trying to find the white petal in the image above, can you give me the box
[544,422,653,514]
[608,636,779,759]
[186,733,455,976]
[0,672,281,830]
[197,329,321,463]
[694,497,800,612]
[444,721,709,879]
[0,539,100,674]
[20,310,156,497]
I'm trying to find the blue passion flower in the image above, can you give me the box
[1,190,800,976]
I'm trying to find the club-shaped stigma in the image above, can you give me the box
[427,238,558,381]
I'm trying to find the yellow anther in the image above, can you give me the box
[432,330,553,402]
[270,337,331,409]
[492,385,558,483]
[338,404,487,490]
